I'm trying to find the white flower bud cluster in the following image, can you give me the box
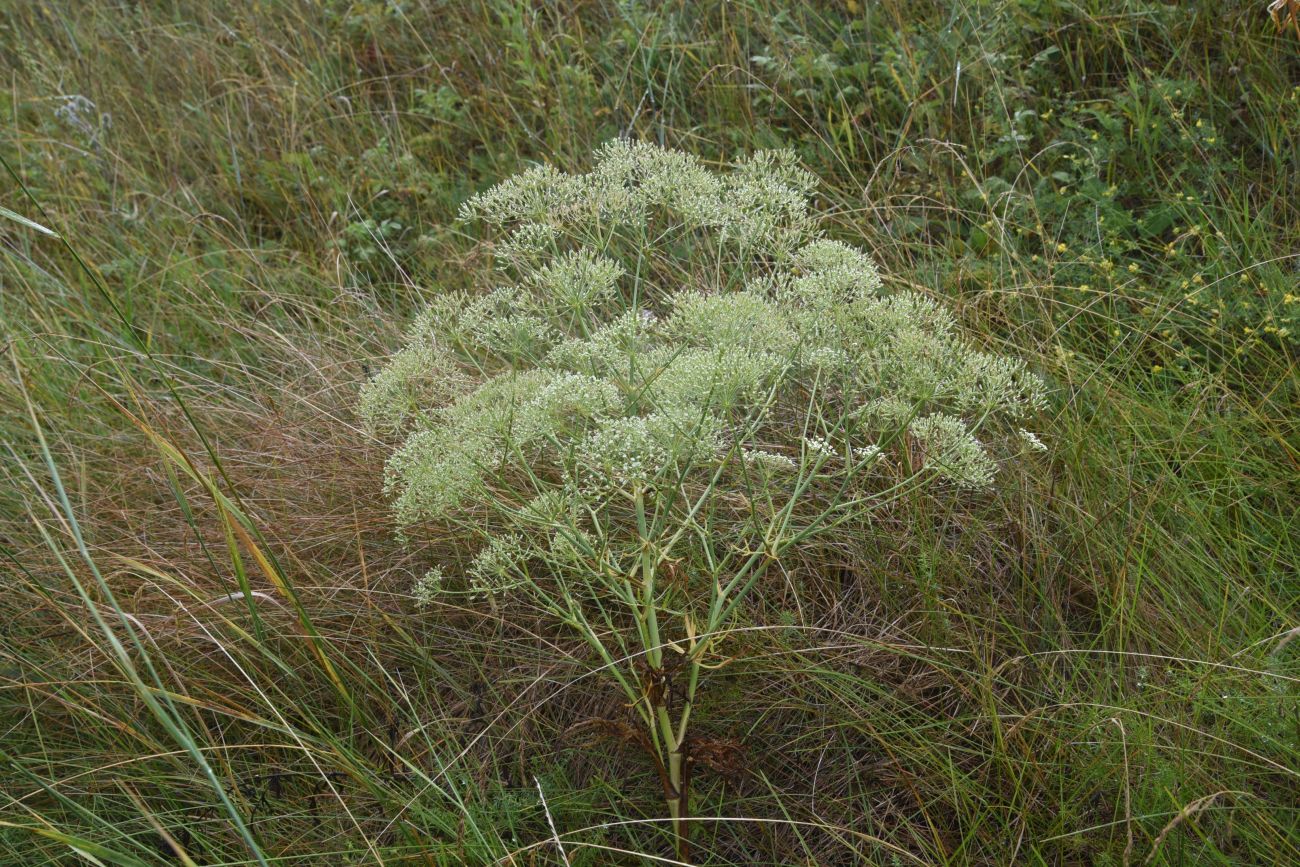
[908,414,998,489]
[803,436,837,459]
[741,448,799,474]
[358,336,462,433]
[528,249,625,317]
[495,221,559,270]
[365,141,1048,598]
[457,164,588,226]
[576,416,673,492]
[1018,428,1048,452]
[413,565,447,607]
[466,533,528,595]
[460,138,821,256]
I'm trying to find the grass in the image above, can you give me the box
[1,0,1297,863]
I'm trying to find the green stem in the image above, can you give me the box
[633,485,693,857]
[667,745,688,859]
[634,486,663,669]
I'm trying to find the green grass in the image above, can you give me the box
[1,0,1297,863]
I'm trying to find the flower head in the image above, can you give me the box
[365,141,1048,597]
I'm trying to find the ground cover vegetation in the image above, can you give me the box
[0,1,1297,864]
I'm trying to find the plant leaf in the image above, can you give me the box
[0,203,58,237]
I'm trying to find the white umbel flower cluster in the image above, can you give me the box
[364,141,1047,597]
[460,138,819,258]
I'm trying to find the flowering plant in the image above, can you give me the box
[362,140,1046,856]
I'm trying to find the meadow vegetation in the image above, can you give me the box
[1,1,1297,864]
